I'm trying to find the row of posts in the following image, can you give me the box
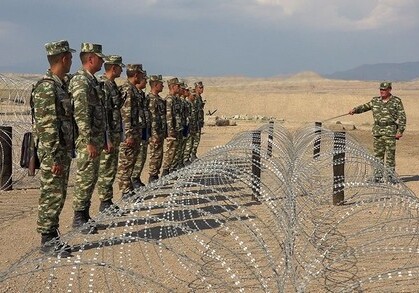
[251,121,345,205]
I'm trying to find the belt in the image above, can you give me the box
[375,121,396,127]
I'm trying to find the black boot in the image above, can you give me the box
[99,199,123,216]
[132,177,145,189]
[72,210,98,234]
[148,175,159,183]
[161,169,169,177]
[40,230,72,257]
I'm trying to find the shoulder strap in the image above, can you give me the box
[30,78,57,125]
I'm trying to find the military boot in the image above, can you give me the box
[99,199,124,216]
[72,210,98,234]
[161,169,169,177]
[132,177,145,189]
[40,230,72,257]
[148,175,159,183]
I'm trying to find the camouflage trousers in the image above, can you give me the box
[162,134,180,172]
[131,139,148,180]
[191,130,202,158]
[172,135,187,170]
[373,135,397,177]
[97,134,121,202]
[37,150,72,234]
[117,137,141,193]
[184,132,198,162]
[73,142,102,211]
[149,136,164,177]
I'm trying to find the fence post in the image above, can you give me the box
[252,131,261,200]
[313,122,322,159]
[267,120,274,158]
[333,131,345,205]
[0,126,13,191]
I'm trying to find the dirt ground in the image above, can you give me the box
[1,74,419,290]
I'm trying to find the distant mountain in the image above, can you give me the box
[326,61,419,81]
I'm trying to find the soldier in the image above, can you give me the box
[32,40,75,256]
[349,81,406,183]
[190,81,206,161]
[161,77,182,176]
[131,71,150,188]
[147,75,166,182]
[117,64,146,197]
[171,82,190,171]
[97,55,125,213]
[69,42,107,234]
[183,88,199,166]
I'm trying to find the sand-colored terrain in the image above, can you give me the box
[1,72,419,291]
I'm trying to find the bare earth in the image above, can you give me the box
[1,73,419,288]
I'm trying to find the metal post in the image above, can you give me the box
[313,122,322,159]
[252,131,261,200]
[267,120,274,158]
[0,126,13,191]
[333,131,345,205]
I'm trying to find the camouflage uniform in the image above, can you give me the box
[97,73,123,202]
[117,66,146,194]
[184,96,199,164]
[33,70,74,234]
[162,79,183,174]
[70,67,106,211]
[191,87,205,160]
[172,94,190,170]
[131,90,150,183]
[352,83,406,178]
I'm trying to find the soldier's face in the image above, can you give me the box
[113,65,123,78]
[380,88,391,98]
[156,82,164,93]
[196,85,204,94]
[63,52,72,73]
[91,54,104,73]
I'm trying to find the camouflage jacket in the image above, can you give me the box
[165,94,183,136]
[32,70,74,163]
[119,80,146,140]
[148,92,167,138]
[99,74,123,134]
[69,68,106,147]
[353,95,406,136]
[195,94,205,128]
[188,98,199,134]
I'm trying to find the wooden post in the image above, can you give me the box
[333,131,345,205]
[313,122,322,159]
[252,131,261,200]
[0,126,13,191]
[267,120,274,158]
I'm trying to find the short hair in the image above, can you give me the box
[79,52,96,64]
[104,63,118,72]
[47,51,68,66]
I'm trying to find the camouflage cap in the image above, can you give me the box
[126,64,144,73]
[104,55,125,67]
[44,40,76,56]
[80,42,106,58]
[379,81,392,89]
[180,81,188,89]
[167,77,181,86]
[149,74,163,83]
[194,81,204,87]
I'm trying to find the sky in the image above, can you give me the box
[1,0,419,77]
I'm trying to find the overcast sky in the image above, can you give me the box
[1,0,418,77]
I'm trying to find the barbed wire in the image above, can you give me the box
[1,121,418,292]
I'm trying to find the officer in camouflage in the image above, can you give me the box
[70,42,107,234]
[161,77,182,176]
[349,81,406,183]
[190,81,205,161]
[147,75,166,182]
[32,40,75,256]
[117,64,146,197]
[97,55,125,213]
[131,69,150,188]
[183,88,199,166]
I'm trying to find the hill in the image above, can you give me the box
[326,61,419,81]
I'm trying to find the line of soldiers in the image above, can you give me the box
[31,40,205,256]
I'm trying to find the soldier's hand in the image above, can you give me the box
[349,109,355,115]
[51,163,63,176]
[166,136,176,141]
[125,137,135,148]
[395,133,403,140]
[104,141,114,153]
[150,136,159,144]
[87,143,98,159]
